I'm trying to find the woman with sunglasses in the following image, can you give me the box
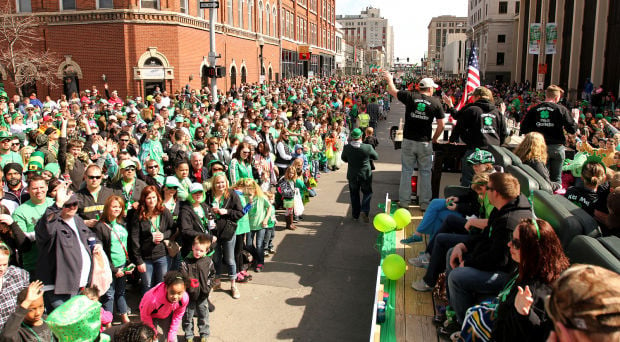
[455,219,569,342]
[128,186,176,294]
[228,142,255,186]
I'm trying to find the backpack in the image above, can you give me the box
[278,178,295,200]
[181,258,212,301]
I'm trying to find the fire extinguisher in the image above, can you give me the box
[411,170,418,195]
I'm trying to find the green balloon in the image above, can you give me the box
[373,213,396,233]
[382,254,407,280]
[393,208,412,230]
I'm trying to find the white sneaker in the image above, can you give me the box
[231,286,241,299]
[408,253,430,267]
[411,279,433,292]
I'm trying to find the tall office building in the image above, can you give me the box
[427,15,468,74]
[336,6,394,69]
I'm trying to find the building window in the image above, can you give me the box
[272,8,277,37]
[61,0,76,10]
[141,0,158,9]
[98,0,113,8]
[497,34,506,43]
[515,2,520,14]
[180,0,188,13]
[248,0,253,31]
[496,52,504,65]
[266,4,270,35]
[258,1,263,33]
[16,0,32,12]
[498,1,508,14]
[227,0,233,25]
[238,0,244,29]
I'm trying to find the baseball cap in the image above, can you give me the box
[248,123,258,130]
[164,176,182,189]
[0,131,11,141]
[119,159,136,169]
[545,264,620,333]
[64,194,79,206]
[351,128,363,139]
[466,148,495,165]
[189,183,204,194]
[419,78,438,89]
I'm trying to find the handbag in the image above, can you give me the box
[219,219,237,241]
[164,239,181,257]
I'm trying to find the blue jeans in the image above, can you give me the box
[426,214,468,255]
[415,199,459,240]
[101,266,128,315]
[446,256,509,324]
[246,229,266,265]
[44,292,71,314]
[263,227,275,250]
[422,233,469,287]
[214,234,237,280]
[547,144,565,184]
[349,175,373,219]
[182,297,210,338]
[141,256,168,294]
[400,138,433,206]
[460,149,475,187]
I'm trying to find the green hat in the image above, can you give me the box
[189,182,204,194]
[351,128,363,139]
[164,176,182,189]
[44,162,60,177]
[175,116,184,123]
[248,123,258,130]
[0,131,11,141]
[0,90,7,100]
[595,113,604,119]
[26,151,45,173]
[466,148,495,165]
[46,295,103,342]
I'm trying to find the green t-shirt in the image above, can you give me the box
[235,193,250,235]
[0,151,24,168]
[248,195,270,231]
[13,198,54,272]
[109,220,128,267]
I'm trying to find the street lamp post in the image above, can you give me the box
[258,36,265,83]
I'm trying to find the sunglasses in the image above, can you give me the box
[11,143,20,147]
[147,165,159,169]
[165,186,178,190]
[241,150,250,154]
[87,175,102,180]
[212,167,224,172]
[124,167,136,171]
[120,139,129,142]
[63,202,78,209]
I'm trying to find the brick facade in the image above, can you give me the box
[0,0,335,98]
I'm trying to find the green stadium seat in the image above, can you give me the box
[487,145,512,168]
[501,147,523,166]
[532,190,583,248]
[506,164,539,197]
[519,164,553,193]
[566,235,620,274]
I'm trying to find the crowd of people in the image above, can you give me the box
[0,73,395,341]
[390,71,620,341]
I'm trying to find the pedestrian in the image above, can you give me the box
[341,128,379,222]
[383,71,446,210]
[520,85,579,183]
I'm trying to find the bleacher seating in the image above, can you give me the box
[566,235,620,274]
[506,164,540,197]
[518,164,553,193]
[487,145,512,168]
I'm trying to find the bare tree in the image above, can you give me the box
[0,2,59,96]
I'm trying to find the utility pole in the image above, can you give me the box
[209,4,218,104]
[537,0,548,91]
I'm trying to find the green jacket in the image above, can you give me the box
[341,142,378,181]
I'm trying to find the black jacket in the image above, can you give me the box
[492,277,554,342]
[77,186,119,221]
[93,220,130,275]
[35,204,98,295]
[521,101,577,145]
[58,137,86,192]
[463,194,532,273]
[189,166,210,184]
[523,159,561,192]
[110,178,148,205]
[128,208,175,265]
[181,255,215,301]
[204,190,244,240]
[450,99,506,148]
[179,202,213,256]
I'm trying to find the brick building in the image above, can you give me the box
[1,0,336,98]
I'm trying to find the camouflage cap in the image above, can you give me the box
[466,148,495,165]
[545,264,620,333]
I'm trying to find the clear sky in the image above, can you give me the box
[336,0,468,63]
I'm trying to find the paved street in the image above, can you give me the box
[202,106,404,342]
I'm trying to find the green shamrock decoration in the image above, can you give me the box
[416,103,426,112]
[540,110,550,119]
[484,117,493,126]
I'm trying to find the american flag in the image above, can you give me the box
[456,44,480,110]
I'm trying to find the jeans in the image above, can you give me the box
[167,254,182,272]
[44,292,71,314]
[415,199,460,240]
[101,267,128,315]
[422,233,469,287]
[182,297,210,338]
[214,234,237,280]
[234,233,246,274]
[263,227,275,250]
[246,229,266,265]
[349,175,373,219]
[426,214,468,255]
[400,138,433,206]
[446,259,509,324]
[141,256,168,294]
[460,149,475,187]
[547,144,565,184]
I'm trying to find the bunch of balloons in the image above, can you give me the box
[382,254,406,280]
[373,208,412,233]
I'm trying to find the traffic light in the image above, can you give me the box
[205,66,216,78]
[407,57,409,62]
[205,66,227,78]
[396,57,399,62]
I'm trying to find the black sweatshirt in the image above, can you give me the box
[521,101,577,145]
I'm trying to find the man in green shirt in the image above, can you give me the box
[0,131,23,168]
[13,175,54,273]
